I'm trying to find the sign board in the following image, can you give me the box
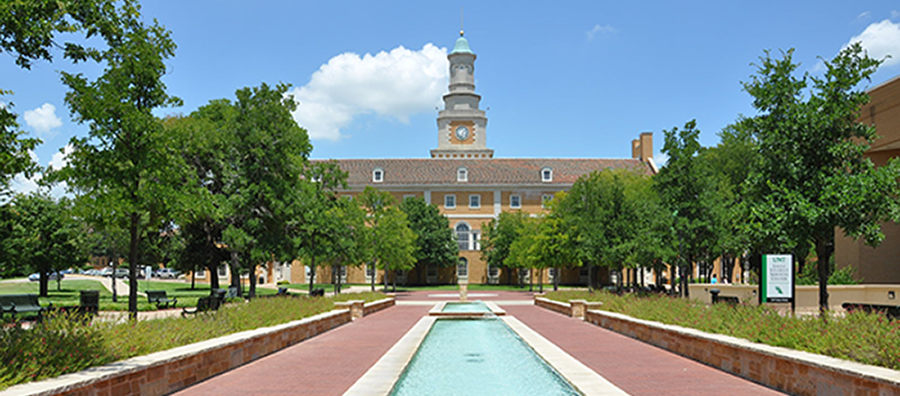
[761,254,793,303]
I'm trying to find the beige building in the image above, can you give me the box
[307,32,656,286]
[835,75,900,284]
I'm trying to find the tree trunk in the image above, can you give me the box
[230,250,242,297]
[538,269,543,293]
[553,267,559,291]
[128,211,140,321]
[111,254,118,302]
[815,232,834,316]
[248,262,257,299]
[587,264,594,294]
[370,261,376,292]
[308,239,317,294]
[383,264,389,292]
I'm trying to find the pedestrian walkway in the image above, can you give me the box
[173,292,785,395]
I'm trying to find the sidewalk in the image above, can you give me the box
[172,292,785,395]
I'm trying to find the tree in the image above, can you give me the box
[653,121,728,297]
[480,211,530,286]
[507,214,574,293]
[55,2,182,318]
[6,193,86,296]
[742,44,900,314]
[399,197,457,285]
[222,83,311,298]
[359,187,416,292]
[321,196,369,294]
[288,161,348,293]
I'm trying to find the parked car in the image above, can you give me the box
[28,271,64,282]
[155,268,180,279]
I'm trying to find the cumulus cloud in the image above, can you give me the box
[845,19,900,67]
[50,144,74,170]
[23,103,63,135]
[290,44,448,141]
[586,24,617,41]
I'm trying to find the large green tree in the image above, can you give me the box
[55,1,182,318]
[358,187,416,292]
[654,121,728,297]
[222,83,311,298]
[5,193,86,296]
[742,44,900,313]
[480,211,530,286]
[399,197,458,285]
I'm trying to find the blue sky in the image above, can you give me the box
[4,1,900,195]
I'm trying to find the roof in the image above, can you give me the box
[450,36,473,55]
[315,158,653,188]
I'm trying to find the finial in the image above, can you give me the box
[460,7,464,36]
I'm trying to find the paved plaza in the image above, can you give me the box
[174,291,785,396]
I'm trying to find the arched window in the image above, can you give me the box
[372,168,384,183]
[541,167,553,182]
[457,167,468,182]
[457,257,468,278]
[456,223,470,250]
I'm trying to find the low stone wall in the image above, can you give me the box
[1,297,396,396]
[584,309,900,396]
[688,284,900,313]
[534,296,570,316]
[364,297,396,316]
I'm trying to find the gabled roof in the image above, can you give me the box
[314,158,653,188]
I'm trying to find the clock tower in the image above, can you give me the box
[431,31,493,159]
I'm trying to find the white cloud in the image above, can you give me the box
[845,19,900,67]
[856,11,871,21]
[8,151,41,197]
[23,103,63,135]
[290,44,448,141]
[653,152,669,168]
[586,24,617,41]
[49,144,74,171]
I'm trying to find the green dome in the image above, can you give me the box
[450,35,473,55]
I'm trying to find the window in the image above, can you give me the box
[457,167,468,182]
[457,257,468,278]
[542,194,554,209]
[196,269,206,279]
[366,263,375,280]
[403,194,416,201]
[218,265,228,277]
[541,167,553,182]
[510,194,521,208]
[488,265,499,278]
[445,194,456,209]
[549,267,556,281]
[456,223,471,250]
[469,194,481,208]
[472,230,481,251]
[372,168,384,183]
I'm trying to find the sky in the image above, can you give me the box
[4,1,900,196]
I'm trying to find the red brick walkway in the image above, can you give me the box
[174,296,785,396]
[171,305,430,396]
[504,305,785,396]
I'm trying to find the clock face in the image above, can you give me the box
[455,125,470,141]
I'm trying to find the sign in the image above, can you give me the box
[761,254,793,303]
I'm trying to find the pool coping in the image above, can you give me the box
[427,300,507,317]
[343,303,627,396]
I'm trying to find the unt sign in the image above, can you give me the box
[761,254,794,304]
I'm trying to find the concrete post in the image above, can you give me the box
[570,299,587,319]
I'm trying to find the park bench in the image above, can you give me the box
[842,302,900,320]
[182,295,223,317]
[0,294,46,320]
[146,290,178,309]
[310,288,325,297]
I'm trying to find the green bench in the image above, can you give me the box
[146,290,178,309]
[182,295,222,317]
[0,294,46,320]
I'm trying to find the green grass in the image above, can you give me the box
[391,284,535,292]
[284,283,366,293]
[544,290,900,370]
[0,291,390,390]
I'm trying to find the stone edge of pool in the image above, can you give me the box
[343,302,628,396]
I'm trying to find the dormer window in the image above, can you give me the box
[541,167,553,182]
[457,167,468,182]
[373,168,384,183]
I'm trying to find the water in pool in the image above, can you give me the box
[390,318,580,396]
[442,301,490,313]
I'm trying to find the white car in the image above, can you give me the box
[155,268,180,279]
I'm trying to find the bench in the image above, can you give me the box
[842,302,900,320]
[0,294,46,320]
[146,290,178,309]
[310,288,325,297]
[182,295,222,317]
